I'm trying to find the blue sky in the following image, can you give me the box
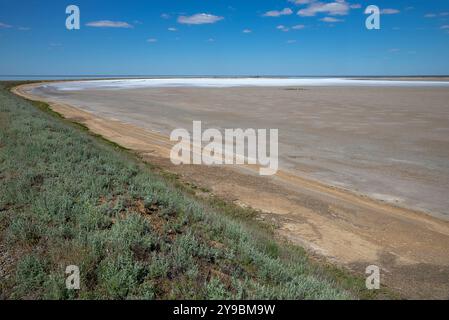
[1,0,449,76]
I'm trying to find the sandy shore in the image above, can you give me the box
[13,83,449,299]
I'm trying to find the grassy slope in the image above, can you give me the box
[0,82,375,300]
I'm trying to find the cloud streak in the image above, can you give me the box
[297,1,351,17]
[321,17,343,22]
[276,25,290,32]
[292,24,306,29]
[381,9,400,15]
[86,20,133,28]
[350,4,362,9]
[0,22,12,28]
[263,8,293,17]
[425,12,449,18]
[178,13,223,25]
[289,0,314,4]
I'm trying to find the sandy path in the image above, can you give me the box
[12,83,449,299]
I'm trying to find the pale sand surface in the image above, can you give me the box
[13,83,449,298]
[30,84,449,219]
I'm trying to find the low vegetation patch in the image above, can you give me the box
[0,82,370,299]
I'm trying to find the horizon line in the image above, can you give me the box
[2,74,449,78]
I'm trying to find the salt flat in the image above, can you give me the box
[45,77,449,90]
[32,82,449,219]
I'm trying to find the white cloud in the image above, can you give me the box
[425,12,449,18]
[441,25,449,29]
[178,13,224,25]
[263,8,293,17]
[161,13,170,19]
[277,24,306,32]
[0,22,12,28]
[147,38,157,43]
[86,20,133,28]
[288,0,314,4]
[276,25,290,32]
[207,38,215,42]
[297,1,351,17]
[168,27,177,32]
[286,39,297,44]
[381,9,400,15]
[292,24,306,30]
[243,29,252,33]
[320,16,343,22]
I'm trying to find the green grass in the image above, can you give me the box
[0,82,381,300]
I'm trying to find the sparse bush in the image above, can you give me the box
[14,254,48,297]
[7,213,43,245]
[205,278,232,300]
[147,254,169,278]
[97,253,145,299]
